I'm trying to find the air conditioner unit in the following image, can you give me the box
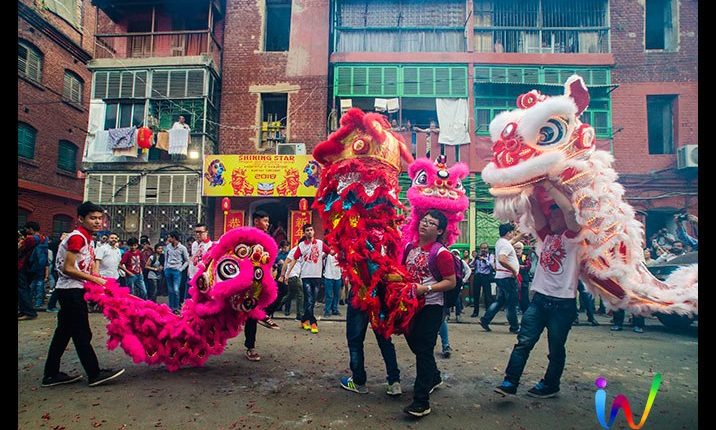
[276,143,306,155]
[677,145,698,169]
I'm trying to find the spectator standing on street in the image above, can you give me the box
[164,231,189,314]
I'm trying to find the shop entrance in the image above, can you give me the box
[250,199,289,244]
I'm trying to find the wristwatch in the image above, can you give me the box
[427,285,433,293]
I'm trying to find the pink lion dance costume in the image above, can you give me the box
[481,75,697,317]
[84,227,278,371]
[312,107,421,337]
[401,155,470,249]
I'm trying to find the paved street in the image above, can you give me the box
[19,309,697,429]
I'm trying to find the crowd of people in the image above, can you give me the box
[18,195,697,417]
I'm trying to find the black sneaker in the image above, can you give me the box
[41,372,82,387]
[88,368,125,387]
[479,318,491,332]
[494,380,517,396]
[441,346,452,359]
[429,378,443,394]
[526,380,559,398]
[403,401,431,417]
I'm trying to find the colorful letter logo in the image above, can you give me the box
[594,374,662,429]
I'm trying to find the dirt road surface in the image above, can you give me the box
[18,310,697,429]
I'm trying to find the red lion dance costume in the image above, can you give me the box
[83,227,277,371]
[401,155,469,249]
[312,108,421,337]
[481,75,697,318]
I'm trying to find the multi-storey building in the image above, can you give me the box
[329,0,697,248]
[81,0,224,242]
[18,0,97,238]
[207,0,329,241]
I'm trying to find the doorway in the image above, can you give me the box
[250,199,289,244]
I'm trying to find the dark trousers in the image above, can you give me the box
[17,270,38,317]
[244,318,257,349]
[405,305,443,406]
[265,281,288,316]
[44,289,101,378]
[613,310,644,328]
[301,278,322,324]
[146,278,160,302]
[504,292,576,389]
[283,276,304,317]
[346,295,400,385]
[519,282,531,313]
[471,273,494,316]
[483,277,520,331]
[577,281,596,322]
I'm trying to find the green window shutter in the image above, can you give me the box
[352,66,367,96]
[384,66,399,95]
[474,66,490,83]
[57,141,77,172]
[93,71,108,99]
[524,67,540,84]
[152,70,169,98]
[134,71,147,98]
[450,67,467,96]
[403,66,419,96]
[543,68,560,84]
[435,67,450,96]
[18,123,36,159]
[419,67,435,96]
[336,67,352,96]
[367,67,382,95]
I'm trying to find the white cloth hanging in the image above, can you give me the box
[435,98,471,146]
[167,128,189,155]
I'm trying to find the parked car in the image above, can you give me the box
[647,251,698,329]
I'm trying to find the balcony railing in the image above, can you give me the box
[95,30,222,69]
[474,28,609,54]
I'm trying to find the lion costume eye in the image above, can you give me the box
[413,170,428,186]
[235,244,250,258]
[217,260,240,280]
[537,118,567,146]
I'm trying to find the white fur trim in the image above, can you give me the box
[482,151,565,188]
[516,97,577,145]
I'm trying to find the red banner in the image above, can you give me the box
[225,210,245,233]
[289,210,312,247]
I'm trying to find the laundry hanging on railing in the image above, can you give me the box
[108,126,137,149]
[167,128,189,155]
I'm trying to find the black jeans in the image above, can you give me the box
[244,318,257,349]
[265,281,288,316]
[44,289,101,378]
[577,281,596,321]
[346,294,400,385]
[519,281,531,313]
[504,292,577,389]
[613,309,644,328]
[482,277,520,331]
[471,273,494,315]
[17,270,38,317]
[405,305,443,406]
[302,278,322,324]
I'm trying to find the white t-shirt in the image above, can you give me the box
[286,246,302,278]
[404,243,453,306]
[531,228,581,299]
[293,239,329,279]
[323,253,342,280]
[95,243,122,279]
[494,237,518,279]
[189,240,214,278]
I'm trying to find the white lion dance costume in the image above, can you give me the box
[481,75,697,318]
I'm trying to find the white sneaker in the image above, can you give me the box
[386,381,402,396]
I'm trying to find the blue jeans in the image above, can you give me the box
[17,270,38,317]
[346,295,400,385]
[323,278,342,315]
[125,274,147,299]
[31,277,46,308]
[438,315,450,352]
[301,278,321,324]
[482,277,520,331]
[504,292,577,389]
[164,268,182,311]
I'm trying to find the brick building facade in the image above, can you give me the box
[18,0,96,237]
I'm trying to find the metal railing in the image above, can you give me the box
[473,28,609,53]
[95,30,222,69]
